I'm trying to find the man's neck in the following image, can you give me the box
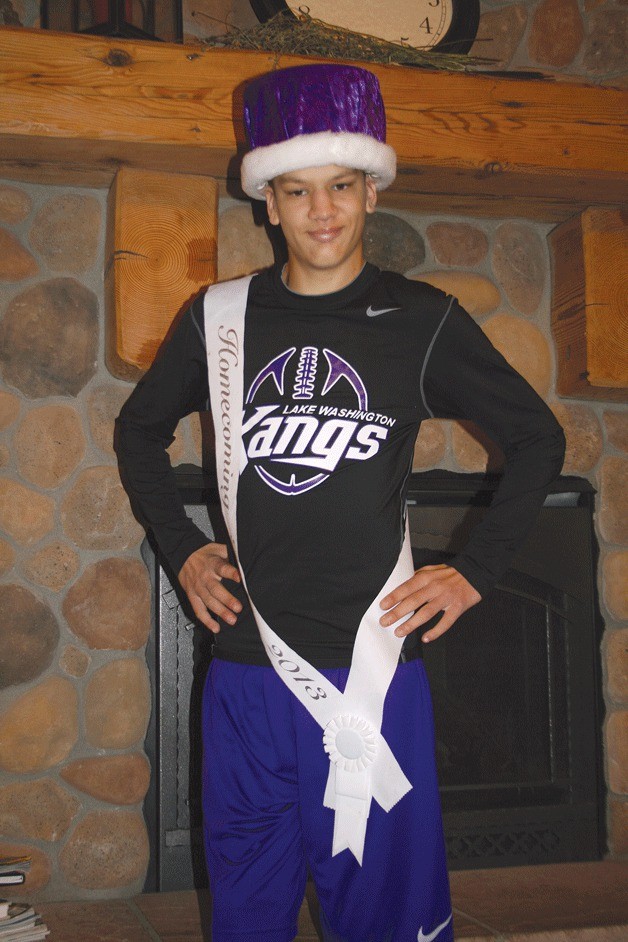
[283,256,366,296]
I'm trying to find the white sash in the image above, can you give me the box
[204,276,414,864]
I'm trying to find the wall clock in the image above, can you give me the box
[249,1,480,54]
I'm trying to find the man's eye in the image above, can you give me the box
[333,183,349,191]
[288,189,306,197]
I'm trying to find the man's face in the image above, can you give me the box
[265,165,377,282]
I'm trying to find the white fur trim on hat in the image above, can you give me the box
[241,131,397,200]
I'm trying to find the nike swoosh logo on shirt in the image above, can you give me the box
[366,305,402,317]
[417,912,453,942]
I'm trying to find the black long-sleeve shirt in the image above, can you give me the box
[116,263,565,666]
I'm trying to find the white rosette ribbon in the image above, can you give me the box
[323,714,378,863]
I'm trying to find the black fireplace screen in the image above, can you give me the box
[142,469,604,891]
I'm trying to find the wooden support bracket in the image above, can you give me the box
[105,168,218,379]
[550,207,627,402]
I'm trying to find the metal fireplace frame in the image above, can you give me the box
[142,468,605,892]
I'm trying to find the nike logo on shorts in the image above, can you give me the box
[417,911,453,942]
[366,305,402,317]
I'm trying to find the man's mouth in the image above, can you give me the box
[308,227,343,243]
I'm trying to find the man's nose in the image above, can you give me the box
[309,188,334,219]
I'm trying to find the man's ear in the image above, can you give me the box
[264,183,280,226]
[365,174,378,215]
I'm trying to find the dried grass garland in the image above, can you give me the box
[197,7,494,73]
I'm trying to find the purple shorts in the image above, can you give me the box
[201,657,453,942]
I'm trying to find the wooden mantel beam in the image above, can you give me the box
[0,26,626,220]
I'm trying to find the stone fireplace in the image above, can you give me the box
[0,0,626,904]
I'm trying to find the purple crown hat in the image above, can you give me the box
[241,64,397,200]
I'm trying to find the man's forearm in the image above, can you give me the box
[114,301,213,575]
[115,413,211,574]
[424,299,566,599]
[450,416,566,598]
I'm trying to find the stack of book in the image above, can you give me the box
[0,858,30,890]
[0,858,49,941]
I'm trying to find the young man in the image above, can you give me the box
[116,64,565,942]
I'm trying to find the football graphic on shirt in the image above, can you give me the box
[242,346,393,496]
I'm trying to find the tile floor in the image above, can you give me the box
[36,861,628,941]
